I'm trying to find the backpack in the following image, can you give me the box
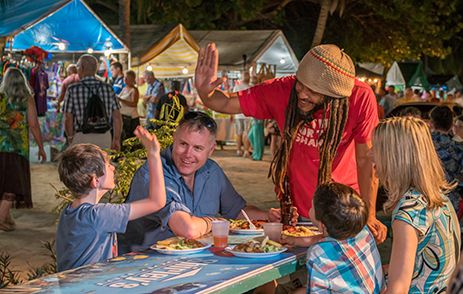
[80,82,111,134]
[159,92,185,123]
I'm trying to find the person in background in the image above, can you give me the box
[248,116,265,160]
[232,72,252,157]
[137,76,148,118]
[453,114,463,143]
[454,89,463,107]
[380,86,398,116]
[403,87,414,100]
[110,62,125,95]
[118,70,140,141]
[57,64,79,112]
[429,106,463,213]
[63,54,122,151]
[143,70,165,129]
[0,68,46,231]
[119,111,298,253]
[283,182,384,293]
[56,127,165,271]
[372,117,460,293]
[399,107,421,118]
[412,89,421,100]
[155,89,188,124]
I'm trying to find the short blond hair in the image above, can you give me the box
[373,116,455,212]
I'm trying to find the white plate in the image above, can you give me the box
[225,246,287,258]
[150,243,211,255]
[230,228,264,235]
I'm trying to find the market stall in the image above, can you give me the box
[0,0,129,159]
[112,24,199,120]
[190,29,299,142]
[386,61,430,91]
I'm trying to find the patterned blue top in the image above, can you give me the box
[391,189,461,293]
[431,131,463,210]
[306,227,384,293]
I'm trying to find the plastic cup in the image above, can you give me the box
[263,222,283,242]
[212,220,230,248]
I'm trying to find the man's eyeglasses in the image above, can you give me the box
[181,111,217,133]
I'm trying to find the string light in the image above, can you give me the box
[87,48,94,54]
[147,65,153,71]
[104,49,111,57]
[182,67,189,74]
[58,42,66,50]
[279,58,286,64]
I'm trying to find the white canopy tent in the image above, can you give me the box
[386,61,406,88]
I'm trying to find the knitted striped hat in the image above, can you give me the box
[296,44,355,98]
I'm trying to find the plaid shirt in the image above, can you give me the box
[63,76,120,132]
[431,131,463,210]
[306,227,384,293]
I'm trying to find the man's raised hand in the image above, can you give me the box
[194,43,223,100]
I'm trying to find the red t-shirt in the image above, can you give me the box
[238,76,378,217]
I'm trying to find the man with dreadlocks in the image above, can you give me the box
[195,43,387,243]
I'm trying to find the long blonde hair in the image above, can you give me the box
[373,116,454,212]
[0,68,33,103]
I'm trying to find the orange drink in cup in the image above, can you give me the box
[212,220,230,248]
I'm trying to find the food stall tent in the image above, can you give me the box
[386,61,430,91]
[1,0,129,54]
[190,29,299,78]
[190,29,299,142]
[129,24,200,79]
[0,0,129,161]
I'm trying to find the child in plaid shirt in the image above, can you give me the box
[284,182,384,293]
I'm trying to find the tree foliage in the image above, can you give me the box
[87,0,463,73]
[323,0,463,66]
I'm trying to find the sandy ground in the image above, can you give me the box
[0,146,279,279]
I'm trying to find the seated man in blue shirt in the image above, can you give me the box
[119,111,295,253]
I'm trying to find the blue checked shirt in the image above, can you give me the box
[431,131,463,210]
[63,76,120,131]
[306,227,384,293]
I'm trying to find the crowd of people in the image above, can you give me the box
[376,84,463,118]
[2,42,463,293]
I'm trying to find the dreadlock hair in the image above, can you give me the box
[269,83,350,194]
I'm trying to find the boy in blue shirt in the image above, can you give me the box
[284,182,384,293]
[56,126,165,271]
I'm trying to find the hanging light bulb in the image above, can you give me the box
[279,58,286,64]
[147,65,153,71]
[87,48,94,54]
[104,49,111,57]
[58,42,66,51]
[182,67,189,74]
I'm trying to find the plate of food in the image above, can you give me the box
[226,237,287,258]
[150,237,211,255]
[282,225,322,238]
[229,219,266,235]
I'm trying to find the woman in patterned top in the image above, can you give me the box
[372,116,460,293]
[0,68,46,231]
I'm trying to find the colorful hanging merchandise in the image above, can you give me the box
[24,46,50,116]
